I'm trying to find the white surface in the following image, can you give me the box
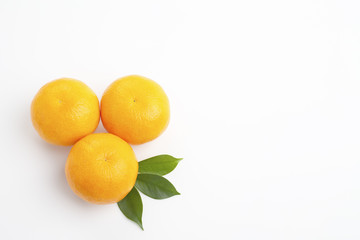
[1,0,360,239]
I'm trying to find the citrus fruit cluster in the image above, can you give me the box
[31,75,181,229]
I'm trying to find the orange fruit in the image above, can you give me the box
[65,133,138,204]
[101,75,170,144]
[31,78,100,146]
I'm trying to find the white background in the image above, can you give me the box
[0,0,360,239]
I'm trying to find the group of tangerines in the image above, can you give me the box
[31,75,179,229]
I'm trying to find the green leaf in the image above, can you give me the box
[135,173,180,200]
[138,155,182,176]
[117,187,144,230]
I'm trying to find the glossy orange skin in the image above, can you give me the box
[101,75,170,144]
[31,78,100,146]
[65,133,138,204]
